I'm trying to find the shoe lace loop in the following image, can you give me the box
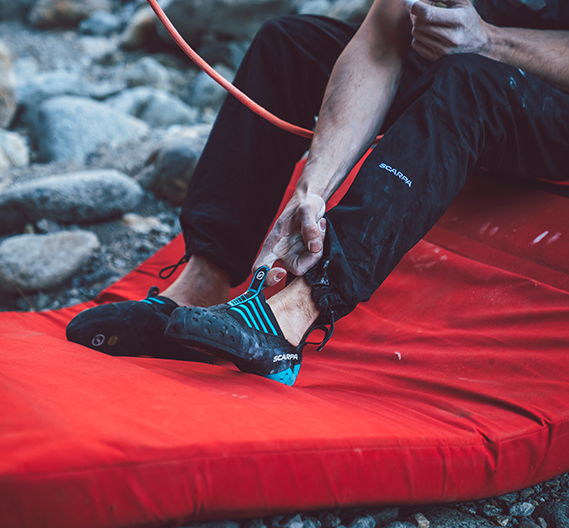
[300,310,335,352]
[159,255,189,280]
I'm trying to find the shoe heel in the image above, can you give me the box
[263,364,301,387]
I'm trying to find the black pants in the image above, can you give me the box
[180,15,569,324]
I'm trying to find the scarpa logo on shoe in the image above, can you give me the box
[273,353,299,362]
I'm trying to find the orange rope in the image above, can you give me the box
[146,0,383,143]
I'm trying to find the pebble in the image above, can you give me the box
[511,503,536,517]
[32,95,148,163]
[0,169,143,233]
[349,516,375,528]
[424,507,495,527]
[0,129,29,169]
[410,513,429,528]
[0,41,16,128]
[321,513,342,528]
[125,56,170,91]
[79,10,122,35]
[0,230,100,293]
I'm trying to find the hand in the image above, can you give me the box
[405,0,491,62]
[253,191,327,287]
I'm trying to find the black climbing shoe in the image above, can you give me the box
[66,287,213,363]
[164,267,332,386]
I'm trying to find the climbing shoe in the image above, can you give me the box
[66,286,213,363]
[164,266,332,386]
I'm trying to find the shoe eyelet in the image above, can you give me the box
[205,319,212,325]
[192,317,198,322]
[204,327,210,334]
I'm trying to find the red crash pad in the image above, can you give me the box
[2,170,569,528]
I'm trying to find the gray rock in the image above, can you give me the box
[540,499,569,528]
[424,508,495,528]
[0,42,17,128]
[0,130,29,169]
[320,513,342,528]
[28,0,112,28]
[511,503,536,517]
[0,169,143,233]
[349,516,375,528]
[79,36,120,64]
[135,125,211,204]
[284,515,304,528]
[0,231,100,293]
[409,513,429,528]
[197,40,249,70]
[105,87,199,127]
[188,64,235,111]
[482,503,503,517]
[17,71,88,116]
[0,0,34,20]
[303,518,322,528]
[366,508,399,528]
[12,57,40,87]
[156,0,298,45]
[125,57,170,91]
[31,96,148,163]
[79,10,122,35]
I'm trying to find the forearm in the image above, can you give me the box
[482,25,569,92]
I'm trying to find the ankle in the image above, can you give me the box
[267,278,320,346]
[162,255,230,307]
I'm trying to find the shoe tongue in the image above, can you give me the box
[248,266,270,293]
[227,288,285,339]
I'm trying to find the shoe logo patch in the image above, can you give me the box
[273,353,298,362]
[256,269,266,281]
[91,334,105,347]
[108,335,119,346]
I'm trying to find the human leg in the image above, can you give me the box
[303,53,569,324]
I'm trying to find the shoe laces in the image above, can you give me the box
[159,255,189,280]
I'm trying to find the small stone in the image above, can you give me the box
[496,515,512,526]
[521,489,535,500]
[119,6,157,50]
[304,518,322,528]
[0,231,100,293]
[320,512,342,528]
[366,508,399,528]
[499,494,521,505]
[79,36,119,64]
[35,218,62,234]
[482,503,502,517]
[409,513,429,528]
[537,518,547,528]
[0,169,143,233]
[79,10,122,35]
[31,96,148,163]
[284,514,304,528]
[511,504,536,517]
[0,41,17,128]
[121,213,169,234]
[28,0,112,28]
[0,130,29,169]
[349,516,375,528]
[187,64,235,111]
[105,87,199,128]
[125,57,170,91]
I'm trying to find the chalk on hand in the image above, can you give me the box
[403,0,420,12]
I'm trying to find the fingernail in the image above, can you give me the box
[403,0,419,11]
[275,272,286,282]
[308,240,322,253]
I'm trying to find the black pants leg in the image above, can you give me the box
[305,53,569,323]
[180,15,358,287]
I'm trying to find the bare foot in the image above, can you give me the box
[267,277,320,345]
[161,255,230,307]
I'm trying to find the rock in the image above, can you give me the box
[520,520,542,528]
[320,513,342,528]
[28,0,112,29]
[384,523,415,528]
[284,515,304,528]
[156,0,298,45]
[188,64,235,111]
[511,503,536,517]
[0,130,29,169]
[482,503,503,517]
[134,125,211,204]
[105,87,199,127]
[17,71,88,119]
[0,231,100,293]
[349,516,375,528]
[409,513,429,528]
[12,57,40,87]
[79,36,120,64]
[197,40,249,70]
[303,518,321,528]
[0,42,17,128]
[424,508,495,528]
[119,6,157,50]
[79,10,122,35]
[539,499,569,528]
[0,0,34,20]
[298,0,333,15]
[125,57,170,91]
[35,218,62,234]
[366,509,399,528]
[495,515,512,526]
[0,170,143,233]
[31,96,148,163]
[121,213,169,234]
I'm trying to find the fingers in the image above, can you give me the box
[409,0,453,25]
[265,266,287,288]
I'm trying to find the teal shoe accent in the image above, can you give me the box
[264,364,301,387]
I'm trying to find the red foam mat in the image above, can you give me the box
[2,175,569,528]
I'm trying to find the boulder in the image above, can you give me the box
[0,42,17,128]
[0,130,29,170]
[125,56,170,91]
[0,231,100,293]
[105,87,199,127]
[31,96,149,163]
[28,0,112,29]
[187,64,235,112]
[156,0,298,45]
[135,124,212,204]
[0,169,143,233]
